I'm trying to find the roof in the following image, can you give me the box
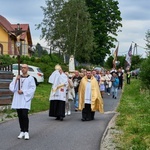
[0,15,14,33]
[0,15,32,45]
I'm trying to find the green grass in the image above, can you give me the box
[30,83,51,113]
[1,83,51,115]
[115,79,150,150]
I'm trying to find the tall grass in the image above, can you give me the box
[116,79,150,149]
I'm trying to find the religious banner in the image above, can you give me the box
[112,43,119,68]
[69,55,75,72]
[125,44,132,67]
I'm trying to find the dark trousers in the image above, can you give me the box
[127,78,130,84]
[82,104,95,121]
[17,109,29,132]
[49,100,65,118]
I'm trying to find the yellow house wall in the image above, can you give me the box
[0,25,9,54]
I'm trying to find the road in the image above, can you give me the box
[0,90,121,150]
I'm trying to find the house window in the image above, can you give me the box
[0,43,3,55]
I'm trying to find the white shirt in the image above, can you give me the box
[49,72,68,101]
[9,76,36,110]
[84,80,91,104]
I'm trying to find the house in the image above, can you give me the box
[0,15,34,56]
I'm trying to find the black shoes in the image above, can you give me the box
[55,117,63,121]
[81,118,91,121]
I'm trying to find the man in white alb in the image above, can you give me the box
[9,64,36,140]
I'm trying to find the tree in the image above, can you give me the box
[54,0,94,63]
[85,0,122,65]
[36,0,65,48]
[145,29,150,56]
[36,0,94,63]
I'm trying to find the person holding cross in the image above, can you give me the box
[9,64,36,140]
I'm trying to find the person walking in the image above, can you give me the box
[99,72,106,98]
[78,70,104,121]
[126,71,131,84]
[72,70,82,111]
[65,73,75,116]
[9,64,36,140]
[48,65,68,121]
[105,70,112,95]
[117,68,124,89]
[111,72,119,99]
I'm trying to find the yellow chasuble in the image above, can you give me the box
[78,75,104,113]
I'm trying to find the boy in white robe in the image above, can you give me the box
[9,64,36,140]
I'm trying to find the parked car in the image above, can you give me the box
[12,64,44,85]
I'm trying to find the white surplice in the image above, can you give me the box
[49,71,68,101]
[9,76,36,110]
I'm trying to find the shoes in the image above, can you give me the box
[65,112,68,116]
[68,111,71,115]
[107,93,110,96]
[24,132,29,140]
[18,132,25,139]
[112,95,114,98]
[75,108,78,112]
[81,118,86,121]
[55,117,60,120]
[114,97,117,99]
[60,117,63,121]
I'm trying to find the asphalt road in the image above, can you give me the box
[0,90,121,150]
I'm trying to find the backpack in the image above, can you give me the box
[113,78,119,87]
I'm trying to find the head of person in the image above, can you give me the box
[86,70,92,79]
[92,70,96,76]
[113,72,117,77]
[55,64,62,74]
[74,70,79,77]
[21,64,29,75]
[106,70,110,74]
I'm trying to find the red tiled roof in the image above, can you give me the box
[0,15,14,32]
[0,15,32,45]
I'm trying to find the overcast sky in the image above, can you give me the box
[0,0,150,57]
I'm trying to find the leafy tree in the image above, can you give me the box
[85,0,122,65]
[37,0,94,63]
[53,0,94,63]
[36,0,65,57]
[139,55,150,90]
[145,29,150,56]
[104,55,126,69]
[130,55,144,70]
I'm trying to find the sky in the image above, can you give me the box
[0,0,150,58]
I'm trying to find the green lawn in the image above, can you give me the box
[115,79,150,149]
[30,83,51,113]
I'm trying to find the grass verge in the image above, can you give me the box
[115,79,150,149]
[0,83,51,117]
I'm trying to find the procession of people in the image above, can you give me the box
[48,64,125,122]
[9,62,125,140]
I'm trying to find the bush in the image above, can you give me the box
[139,55,150,89]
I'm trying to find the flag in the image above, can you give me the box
[125,44,132,67]
[113,43,119,68]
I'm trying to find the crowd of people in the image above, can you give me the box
[48,65,127,122]
[9,63,128,140]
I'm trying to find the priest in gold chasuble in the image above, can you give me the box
[78,70,104,121]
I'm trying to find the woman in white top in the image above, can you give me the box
[100,72,106,98]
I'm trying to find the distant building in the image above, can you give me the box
[0,15,34,56]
